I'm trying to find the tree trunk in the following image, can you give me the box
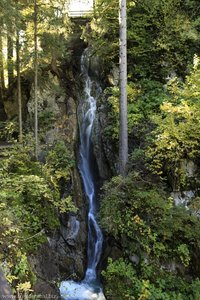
[0,266,13,298]
[7,28,14,89]
[34,0,38,159]
[0,34,5,102]
[16,29,23,142]
[119,0,128,176]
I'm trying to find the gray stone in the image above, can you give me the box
[45,128,59,145]
[129,254,140,265]
[107,64,119,86]
[28,86,61,117]
[171,190,194,207]
[161,260,185,274]
[92,116,111,179]
[29,242,61,297]
[61,216,80,245]
[180,159,196,178]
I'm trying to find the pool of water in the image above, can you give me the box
[60,280,106,300]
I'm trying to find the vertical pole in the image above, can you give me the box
[119,0,128,176]
[0,33,5,101]
[34,0,38,159]
[7,28,14,89]
[16,29,23,142]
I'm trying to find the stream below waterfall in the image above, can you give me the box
[60,50,106,300]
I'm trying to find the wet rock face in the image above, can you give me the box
[30,178,88,296]
[88,53,103,81]
[58,195,88,280]
[92,92,118,178]
[30,189,88,295]
[58,219,87,278]
[30,212,87,281]
[75,48,117,180]
[30,242,61,298]
[64,216,80,244]
[87,61,118,179]
[27,69,88,294]
[92,115,111,180]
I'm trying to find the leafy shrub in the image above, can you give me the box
[0,139,76,293]
[100,172,200,299]
[103,257,200,300]
[103,80,168,144]
[146,64,200,188]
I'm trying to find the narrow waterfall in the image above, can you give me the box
[79,50,103,282]
[60,50,106,300]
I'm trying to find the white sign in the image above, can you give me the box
[68,0,94,17]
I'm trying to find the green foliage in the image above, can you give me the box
[103,258,200,300]
[146,62,200,187]
[57,196,77,214]
[46,140,75,183]
[19,0,72,71]
[38,111,56,129]
[103,80,168,144]
[82,0,119,65]
[102,258,136,300]
[83,0,200,80]
[0,139,76,293]
[101,172,200,299]
[177,244,190,267]
[0,120,18,142]
[129,0,199,79]
[1,0,72,87]
[0,143,58,250]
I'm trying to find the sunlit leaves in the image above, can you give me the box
[0,139,76,294]
[85,0,200,80]
[147,62,200,184]
[101,172,200,299]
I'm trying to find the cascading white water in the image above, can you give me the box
[60,49,106,300]
[79,50,103,283]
